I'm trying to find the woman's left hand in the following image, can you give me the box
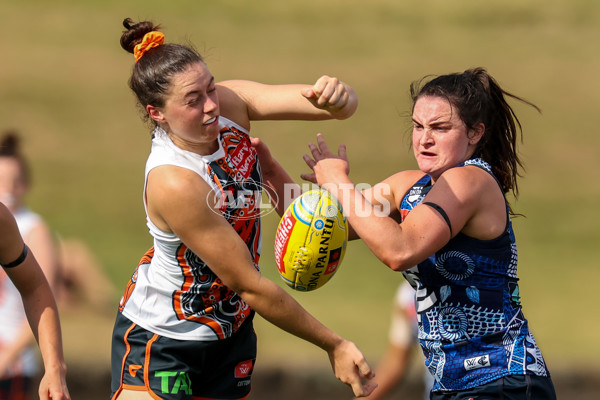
[301,133,351,187]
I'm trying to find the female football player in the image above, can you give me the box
[111,18,375,400]
[261,67,556,399]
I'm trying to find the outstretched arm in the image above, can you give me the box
[301,134,465,271]
[217,75,358,130]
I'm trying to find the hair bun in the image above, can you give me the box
[120,18,161,54]
[0,130,20,156]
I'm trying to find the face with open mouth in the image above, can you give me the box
[411,96,481,182]
[147,62,221,155]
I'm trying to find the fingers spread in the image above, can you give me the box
[300,172,317,183]
[338,143,348,159]
[315,133,331,155]
[303,153,316,168]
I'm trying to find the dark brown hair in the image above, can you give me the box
[410,67,540,199]
[0,130,30,185]
[120,18,204,124]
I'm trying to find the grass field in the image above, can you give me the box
[2,0,599,395]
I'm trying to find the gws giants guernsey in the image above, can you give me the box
[400,158,550,391]
[119,117,261,341]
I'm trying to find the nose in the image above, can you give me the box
[203,95,218,114]
[419,128,434,146]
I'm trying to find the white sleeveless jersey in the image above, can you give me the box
[119,117,262,341]
[0,207,41,377]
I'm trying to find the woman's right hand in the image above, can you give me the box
[301,133,351,189]
[327,338,377,397]
[39,364,70,400]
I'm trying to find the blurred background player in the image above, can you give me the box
[361,281,432,400]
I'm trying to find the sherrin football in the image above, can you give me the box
[274,189,348,291]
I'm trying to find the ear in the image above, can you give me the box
[468,122,485,144]
[146,105,166,124]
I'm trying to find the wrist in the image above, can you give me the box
[43,358,67,376]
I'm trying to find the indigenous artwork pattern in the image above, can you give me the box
[399,158,550,391]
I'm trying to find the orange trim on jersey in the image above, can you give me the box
[110,321,138,400]
[210,173,227,212]
[119,247,155,312]
[139,246,155,265]
[171,244,228,339]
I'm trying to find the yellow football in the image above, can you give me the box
[274,189,348,291]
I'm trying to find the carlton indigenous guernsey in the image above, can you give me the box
[118,117,261,342]
[399,158,550,392]
[0,207,41,379]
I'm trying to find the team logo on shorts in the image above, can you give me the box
[234,360,254,378]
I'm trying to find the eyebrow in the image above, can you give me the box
[412,117,451,126]
[183,76,215,98]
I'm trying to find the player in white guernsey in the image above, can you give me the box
[111,18,376,400]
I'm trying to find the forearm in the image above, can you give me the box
[323,181,408,270]
[241,275,342,351]
[20,281,67,375]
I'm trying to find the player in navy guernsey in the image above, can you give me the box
[260,68,556,399]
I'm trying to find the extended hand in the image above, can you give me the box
[301,133,350,187]
[328,339,377,397]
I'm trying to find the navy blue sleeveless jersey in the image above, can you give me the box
[400,158,550,391]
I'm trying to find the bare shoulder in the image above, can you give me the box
[0,203,18,238]
[216,81,251,130]
[381,170,425,194]
[435,165,506,239]
[146,165,216,232]
[0,204,22,263]
[147,165,216,209]
[0,202,12,224]
[439,165,498,196]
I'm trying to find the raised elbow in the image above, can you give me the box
[380,252,414,272]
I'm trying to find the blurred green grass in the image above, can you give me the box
[1,0,599,374]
